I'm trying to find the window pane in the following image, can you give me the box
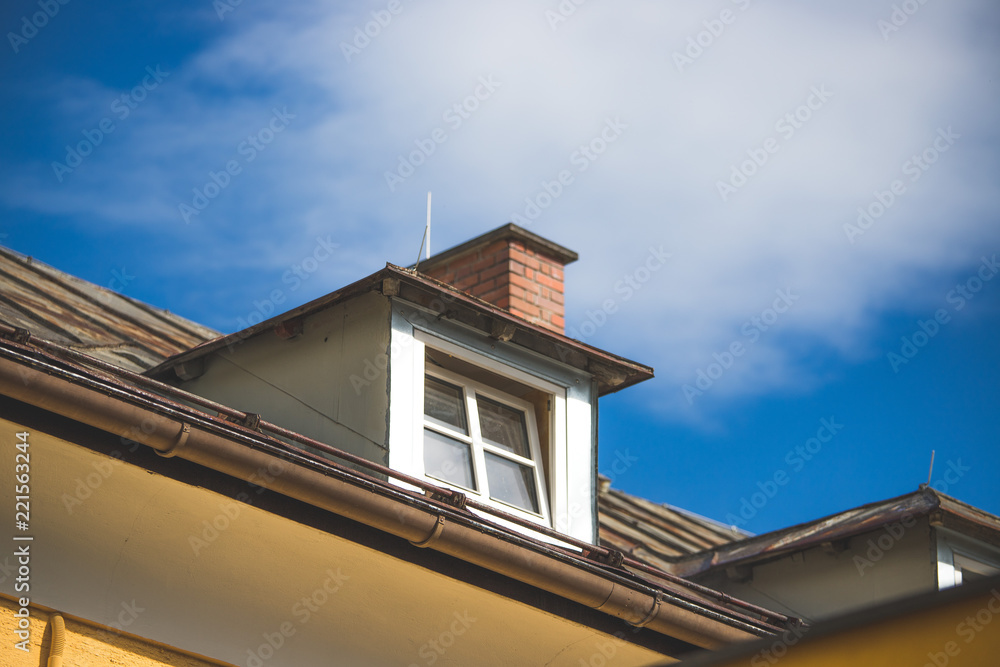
[424,376,468,434]
[424,428,476,490]
[477,395,529,458]
[485,452,539,513]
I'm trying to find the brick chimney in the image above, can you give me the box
[416,223,578,334]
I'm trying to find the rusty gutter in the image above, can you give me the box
[0,333,785,647]
[0,323,788,628]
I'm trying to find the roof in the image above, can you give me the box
[146,263,654,395]
[672,487,1000,577]
[0,245,217,372]
[598,477,751,573]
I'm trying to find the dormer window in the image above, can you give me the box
[150,224,653,547]
[423,370,548,518]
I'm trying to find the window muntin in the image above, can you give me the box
[422,369,547,518]
[424,376,469,433]
[423,428,476,490]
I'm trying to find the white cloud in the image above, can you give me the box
[3,0,998,421]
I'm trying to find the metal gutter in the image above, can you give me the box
[0,333,784,649]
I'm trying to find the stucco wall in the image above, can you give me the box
[0,595,231,666]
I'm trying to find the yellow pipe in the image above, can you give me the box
[48,613,65,667]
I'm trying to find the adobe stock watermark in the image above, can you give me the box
[672,0,753,73]
[844,126,959,244]
[179,107,296,224]
[340,0,407,62]
[228,235,339,339]
[213,0,245,21]
[724,417,844,529]
[60,430,142,514]
[601,448,639,487]
[562,245,671,346]
[189,460,287,556]
[750,620,809,667]
[855,459,968,577]
[576,633,628,667]
[886,255,996,373]
[406,610,477,667]
[682,288,799,403]
[245,568,350,667]
[923,588,1000,667]
[51,65,170,183]
[384,76,501,192]
[7,0,70,54]
[97,266,136,303]
[349,290,462,394]
[853,513,918,576]
[878,0,932,41]
[716,85,833,202]
[544,0,589,31]
[509,117,627,227]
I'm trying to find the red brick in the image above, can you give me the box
[453,262,475,281]
[471,255,502,274]
[453,275,479,292]
[469,278,496,295]
[536,273,564,293]
[510,249,542,271]
[481,239,510,257]
[511,302,541,319]
[478,287,510,307]
[509,272,541,294]
[479,262,509,282]
[507,260,527,277]
[550,314,565,330]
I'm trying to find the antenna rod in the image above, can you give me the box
[926,450,936,486]
[425,191,432,260]
[414,192,433,269]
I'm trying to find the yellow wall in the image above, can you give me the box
[690,585,1000,667]
[0,594,232,666]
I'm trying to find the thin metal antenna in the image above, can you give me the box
[425,191,432,260]
[414,191,432,269]
[926,450,936,487]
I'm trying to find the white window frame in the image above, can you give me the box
[422,366,550,523]
[388,305,597,544]
[935,529,1000,589]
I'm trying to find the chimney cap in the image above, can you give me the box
[416,223,579,272]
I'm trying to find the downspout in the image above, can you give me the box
[47,614,65,667]
[0,355,766,650]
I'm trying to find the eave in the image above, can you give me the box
[672,488,1000,578]
[144,264,654,396]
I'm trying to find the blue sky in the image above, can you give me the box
[2,0,998,534]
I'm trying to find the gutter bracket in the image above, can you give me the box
[631,592,663,629]
[429,489,467,510]
[223,412,263,432]
[490,319,517,342]
[156,423,191,458]
[7,327,32,345]
[590,548,626,569]
[410,515,446,548]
